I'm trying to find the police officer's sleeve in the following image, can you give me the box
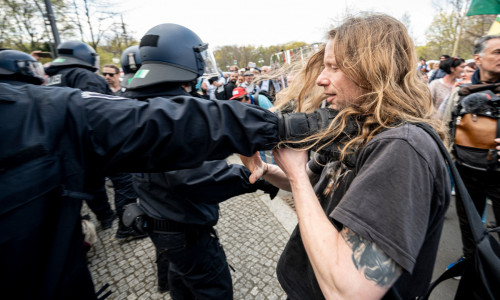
[163,160,259,204]
[68,69,112,94]
[78,92,279,172]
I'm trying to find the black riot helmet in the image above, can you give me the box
[0,50,45,84]
[120,45,141,87]
[127,23,208,90]
[50,40,99,71]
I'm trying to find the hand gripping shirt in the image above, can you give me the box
[277,124,450,300]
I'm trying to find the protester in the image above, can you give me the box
[102,63,121,93]
[242,14,450,299]
[428,54,451,83]
[428,57,465,109]
[438,61,477,118]
[460,61,477,84]
[417,58,429,73]
[207,76,220,100]
[216,71,238,100]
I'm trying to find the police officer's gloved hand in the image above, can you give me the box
[278,108,339,144]
[254,178,279,200]
[277,108,362,157]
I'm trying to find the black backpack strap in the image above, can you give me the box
[414,123,485,242]
[417,258,467,300]
[414,123,489,299]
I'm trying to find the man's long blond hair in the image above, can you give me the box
[275,14,447,158]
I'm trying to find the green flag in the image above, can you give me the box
[467,0,500,16]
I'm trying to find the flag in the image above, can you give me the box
[488,15,500,34]
[467,0,500,16]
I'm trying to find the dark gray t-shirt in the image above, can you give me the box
[277,124,450,300]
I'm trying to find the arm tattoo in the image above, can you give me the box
[341,227,400,288]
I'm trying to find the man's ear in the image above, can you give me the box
[473,53,481,66]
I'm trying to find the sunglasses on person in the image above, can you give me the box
[102,72,117,77]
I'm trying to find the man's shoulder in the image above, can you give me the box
[369,124,436,151]
[367,124,442,163]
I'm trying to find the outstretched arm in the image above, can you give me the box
[77,92,279,173]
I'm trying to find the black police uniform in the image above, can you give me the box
[126,86,277,298]
[45,65,112,94]
[0,81,278,300]
[45,64,137,232]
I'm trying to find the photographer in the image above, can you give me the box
[242,14,450,299]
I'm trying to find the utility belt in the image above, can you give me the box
[123,203,214,237]
[148,217,216,248]
[149,217,212,234]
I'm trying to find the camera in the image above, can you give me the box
[278,108,362,157]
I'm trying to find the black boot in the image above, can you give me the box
[98,211,116,230]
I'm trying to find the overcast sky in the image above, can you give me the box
[112,0,442,49]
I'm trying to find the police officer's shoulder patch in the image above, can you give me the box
[45,74,62,86]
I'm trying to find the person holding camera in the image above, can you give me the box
[448,35,500,269]
[242,14,450,299]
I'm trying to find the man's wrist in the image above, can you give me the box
[262,163,269,176]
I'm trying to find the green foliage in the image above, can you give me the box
[419,1,495,60]
[97,40,139,68]
[0,0,71,52]
[213,41,310,71]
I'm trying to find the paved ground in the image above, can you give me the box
[82,155,497,299]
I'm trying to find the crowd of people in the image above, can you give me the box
[0,12,499,300]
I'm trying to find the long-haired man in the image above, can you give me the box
[242,14,450,299]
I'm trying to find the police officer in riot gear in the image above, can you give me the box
[45,40,141,235]
[45,40,109,93]
[0,50,46,84]
[119,45,141,92]
[125,23,279,298]
[0,48,281,300]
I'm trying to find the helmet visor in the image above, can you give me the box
[17,60,45,81]
[93,53,100,71]
[201,47,218,77]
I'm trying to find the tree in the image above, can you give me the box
[421,0,495,59]
[0,0,71,52]
[213,42,310,71]
[69,0,124,50]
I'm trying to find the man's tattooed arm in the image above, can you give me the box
[340,227,402,288]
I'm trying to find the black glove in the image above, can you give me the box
[277,108,362,159]
[278,108,340,142]
[254,178,279,200]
